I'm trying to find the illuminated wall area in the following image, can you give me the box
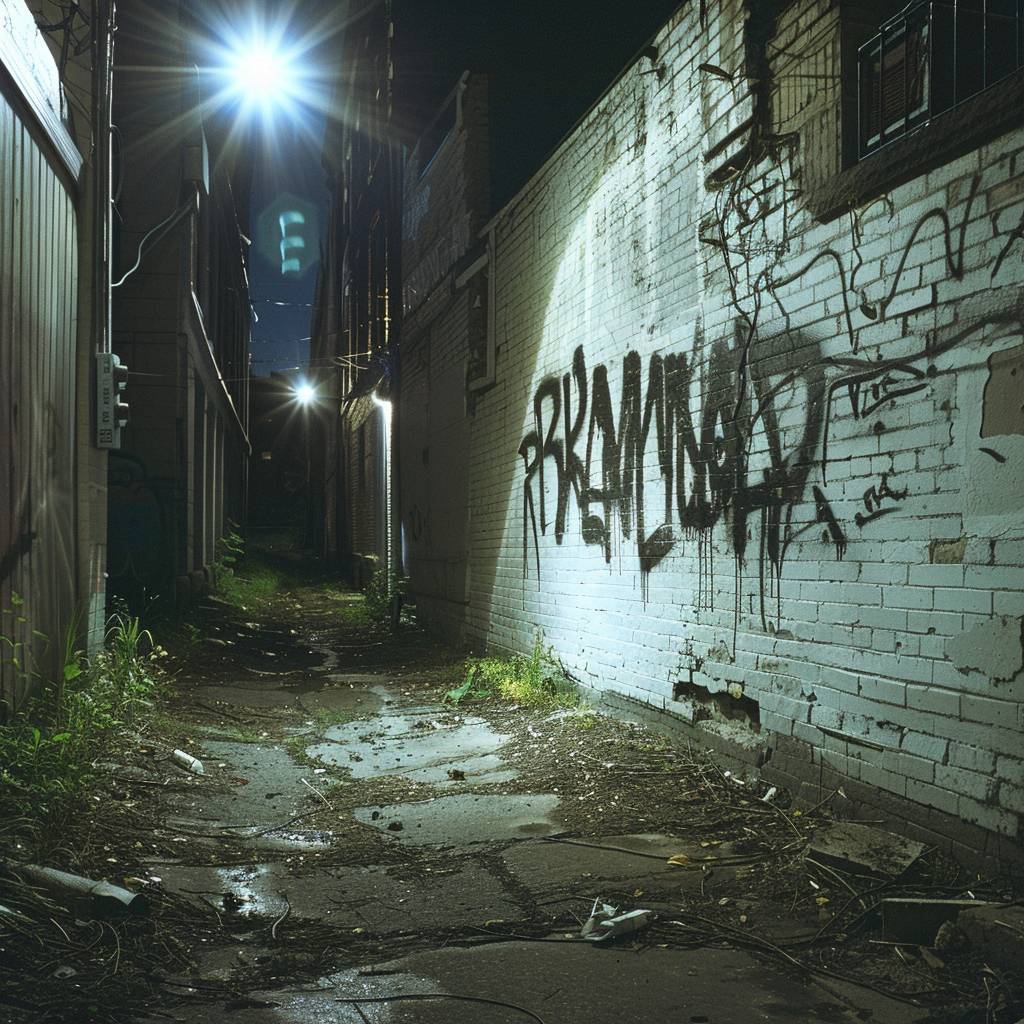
[400,1,1024,858]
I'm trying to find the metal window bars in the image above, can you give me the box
[858,0,1024,156]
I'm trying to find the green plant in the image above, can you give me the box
[0,610,166,825]
[214,554,282,609]
[0,593,52,710]
[216,526,246,568]
[363,568,404,625]
[444,634,577,709]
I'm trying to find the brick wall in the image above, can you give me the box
[399,74,490,636]
[401,3,1024,860]
[344,395,386,582]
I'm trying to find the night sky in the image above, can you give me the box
[247,0,682,377]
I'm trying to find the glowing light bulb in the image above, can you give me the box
[227,42,293,108]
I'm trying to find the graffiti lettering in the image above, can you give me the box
[520,321,831,608]
[855,473,907,529]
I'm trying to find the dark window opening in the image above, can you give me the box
[858,0,1024,156]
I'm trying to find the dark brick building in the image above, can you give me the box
[108,0,252,609]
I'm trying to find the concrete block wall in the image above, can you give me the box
[403,2,1024,858]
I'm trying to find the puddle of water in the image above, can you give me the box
[355,793,563,845]
[159,863,345,920]
[310,643,340,675]
[236,829,336,851]
[404,752,519,788]
[296,683,389,719]
[306,709,517,785]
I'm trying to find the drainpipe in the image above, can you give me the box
[93,0,114,358]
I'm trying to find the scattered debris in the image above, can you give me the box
[447,768,466,781]
[15,864,150,918]
[807,821,925,878]
[934,920,968,952]
[301,777,332,807]
[881,898,996,946]
[959,903,1024,971]
[172,749,205,774]
[761,786,778,803]
[581,898,654,942]
[0,901,31,924]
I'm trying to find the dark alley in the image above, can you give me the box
[3,0,1024,1020]
[5,536,1021,1022]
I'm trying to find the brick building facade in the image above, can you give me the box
[311,0,401,585]
[399,73,490,637]
[108,0,251,610]
[399,1,1024,862]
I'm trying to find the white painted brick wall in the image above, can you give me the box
[408,1,1024,844]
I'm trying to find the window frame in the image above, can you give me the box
[804,0,1024,220]
[856,0,1024,158]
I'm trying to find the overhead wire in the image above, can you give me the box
[112,187,199,289]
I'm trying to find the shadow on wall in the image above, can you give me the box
[107,453,170,611]
[467,72,673,653]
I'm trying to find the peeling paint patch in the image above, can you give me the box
[981,343,1024,438]
[930,536,967,564]
[947,617,1024,681]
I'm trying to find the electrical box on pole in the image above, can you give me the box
[96,351,129,448]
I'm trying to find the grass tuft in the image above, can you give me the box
[0,610,167,831]
[445,634,578,709]
[214,554,283,609]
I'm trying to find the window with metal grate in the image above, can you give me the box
[858,0,1024,156]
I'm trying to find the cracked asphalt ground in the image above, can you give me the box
[2,541,1020,1023]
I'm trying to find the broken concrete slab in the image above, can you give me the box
[502,834,740,895]
[295,683,388,718]
[183,940,927,1023]
[161,741,310,828]
[882,898,998,946]
[807,821,926,878]
[191,684,298,709]
[158,860,520,934]
[959,903,1024,972]
[306,709,515,785]
[355,793,563,845]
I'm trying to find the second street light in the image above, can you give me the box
[292,378,317,547]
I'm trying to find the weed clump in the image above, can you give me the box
[0,608,166,829]
[445,634,577,709]
[363,567,404,627]
[214,532,283,609]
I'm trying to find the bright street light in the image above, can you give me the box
[228,44,290,106]
[218,34,300,114]
[293,381,316,406]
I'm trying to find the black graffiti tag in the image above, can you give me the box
[519,322,836,600]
